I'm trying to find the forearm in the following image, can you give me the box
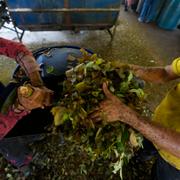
[0,38,43,86]
[124,112,180,158]
[129,64,178,83]
[18,55,43,86]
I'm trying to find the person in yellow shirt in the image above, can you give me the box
[91,57,180,180]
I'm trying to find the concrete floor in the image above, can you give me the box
[119,8,180,65]
[0,6,179,111]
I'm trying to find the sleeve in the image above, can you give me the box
[0,38,43,86]
[0,109,29,140]
[0,37,32,60]
[172,57,180,76]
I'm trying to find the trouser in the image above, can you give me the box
[0,109,52,169]
[0,135,36,168]
[140,139,180,180]
[152,155,180,180]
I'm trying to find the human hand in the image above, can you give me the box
[18,55,43,86]
[90,83,137,124]
[129,64,171,84]
[17,84,54,111]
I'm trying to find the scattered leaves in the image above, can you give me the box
[51,49,147,178]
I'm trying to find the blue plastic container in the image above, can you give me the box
[6,0,121,31]
[157,0,180,30]
[145,0,166,23]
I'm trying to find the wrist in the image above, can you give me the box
[17,54,41,76]
[119,109,142,127]
[29,71,44,87]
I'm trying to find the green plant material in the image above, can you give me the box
[129,88,145,99]
[51,49,146,179]
[46,65,54,74]
[51,106,70,126]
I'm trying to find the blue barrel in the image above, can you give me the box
[145,0,166,23]
[157,0,180,30]
[6,0,121,31]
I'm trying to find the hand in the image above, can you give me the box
[17,84,54,111]
[18,55,43,86]
[90,83,137,124]
[129,64,172,84]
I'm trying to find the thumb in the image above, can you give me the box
[102,82,113,99]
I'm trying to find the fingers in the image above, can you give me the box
[89,111,102,122]
[102,82,113,99]
[43,91,54,106]
[89,107,103,122]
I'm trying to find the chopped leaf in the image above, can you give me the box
[46,65,54,74]
[50,49,147,179]
[129,88,145,99]
[51,106,69,126]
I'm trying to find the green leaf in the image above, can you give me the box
[109,85,115,93]
[127,72,133,82]
[75,82,90,92]
[116,141,125,153]
[95,58,104,65]
[46,65,54,73]
[85,61,94,68]
[95,128,102,143]
[120,82,129,93]
[91,91,100,97]
[50,49,147,179]
[129,88,145,99]
[121,129,129,144]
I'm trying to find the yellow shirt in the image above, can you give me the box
[153,57,180,170]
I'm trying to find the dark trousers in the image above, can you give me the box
[152,155,180,180]
[141,139,180,180]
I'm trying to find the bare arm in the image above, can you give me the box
[122,109,180,158]
[0,38,43,86]
[18,54,43,86]
[129,64,179,83]
[91,83,180,158]
[0,38,54,139]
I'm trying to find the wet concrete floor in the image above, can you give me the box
[0,7,179,112]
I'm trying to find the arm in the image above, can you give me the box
[91,83,180,158]
[0,38,53,139]
[0,38,54,109]
[121,108,180,158]
[0,37,43,86]
[0,84,53,140]
[113,61,179,83]
[128,64,179,83]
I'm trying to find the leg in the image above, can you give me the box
[152,155,180,180]
[124,0,128,11]
[137,138,158,161]
[0,134,45,176]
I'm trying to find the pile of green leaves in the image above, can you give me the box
[51,49,145,178]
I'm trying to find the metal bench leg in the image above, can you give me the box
[13,24,25,42]
[107,20,118,41]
